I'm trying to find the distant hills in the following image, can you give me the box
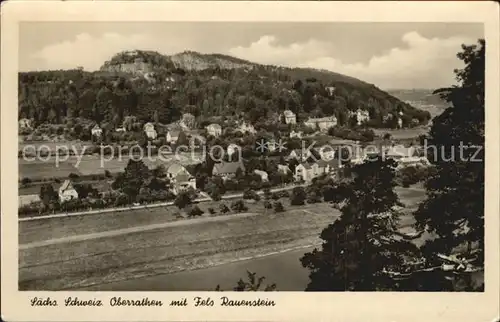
[18,50,432,135]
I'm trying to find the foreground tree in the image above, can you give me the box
[301,157,418,291]
[215,271,277,291]
[413,39,485,290]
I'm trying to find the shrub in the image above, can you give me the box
[231,200,248,213]
[264,201,273,209]
[208,207,216,214]
[274,201,285,213]
[188,205,204,218]
[219,203,230,214]
[68,173,80,180]
[290,187,306,205]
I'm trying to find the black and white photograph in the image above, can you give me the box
[2,1,499,321]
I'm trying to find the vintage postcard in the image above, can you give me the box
[1,1,499,321]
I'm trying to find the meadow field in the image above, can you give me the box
[19,152,203,180]
[19,202,339,291]
[18,185,426,291]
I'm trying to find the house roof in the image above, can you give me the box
[213,161,245,174]
[283,110,295,116]
[385,145,415,158]
[166,163,187,176]
[254,169,268,176]
[168,129,181,137]
[207,123,222,130]
[175,173,192,183]
[59,180,74,192]
[305,116,337,123]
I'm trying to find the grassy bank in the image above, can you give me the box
[19,203,339,290]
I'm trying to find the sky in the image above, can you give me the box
[19,22,483,90]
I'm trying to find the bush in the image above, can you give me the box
[274,201,285,213]
[21,177,31,186]
[264,201,273,209]
[231,200,248,213]
[290,187,306,205]
[68,173,80,180]
[208,207,216,214]
[243,189,260,201]
[219,203,230,214]
[187,205,204,218]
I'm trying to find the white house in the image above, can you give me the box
[277,164,291,174]
[350,108,370,126]
[304,116,337,132]
[212,161,245,180]
[166,129,181,144]
[165,163,190,180]
[19,118,33,130]
[180,113,196,130]
[294,161,329,183]
[253,169,269,182]
[91,124,103,137]
[287,149,313,162]
[227,143,241,158]
[397,117,403,129]
[206,123,222,137]
[283,110,297,124]
[384,145,429,166]
[165,163,196,195]
[143,122,157,140]
[315,146,336,161]
[289,130,303,139]
[236,122,257,134]
[58,180,79,202]
[325,86,336,96]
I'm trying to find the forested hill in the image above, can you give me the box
[18,50,431,130]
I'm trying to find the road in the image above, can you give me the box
[19,184,305,222]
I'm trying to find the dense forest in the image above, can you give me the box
[18,50,431,138]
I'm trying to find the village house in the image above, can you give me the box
[350,146,381,165]
[315,146,336,161]
[350,108,370,126]
[227,143,241,159]
[287,148,313,162]
[236,122,257,135]
[397,117,403,129]
[115,126,127,132]
[289,130,303,139]
[325,86,336,97]
[212,161,245,180]
[172,173,197,195]
[19,118,33,130]
[253,169,269,182]
[165,163,196,194]
[91,124,103,137]
[206,123,222,137]
[166,129,181,144]
[58,180,79,203]
[384,145,428,166]
[304,116,338,132]
[267,139,278,152]
[277,164,291,175]
[283,110,297,124]
[143,122,157,140]
[294,160,337,183]
[180,113,196,130]
[189,133,206,148]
